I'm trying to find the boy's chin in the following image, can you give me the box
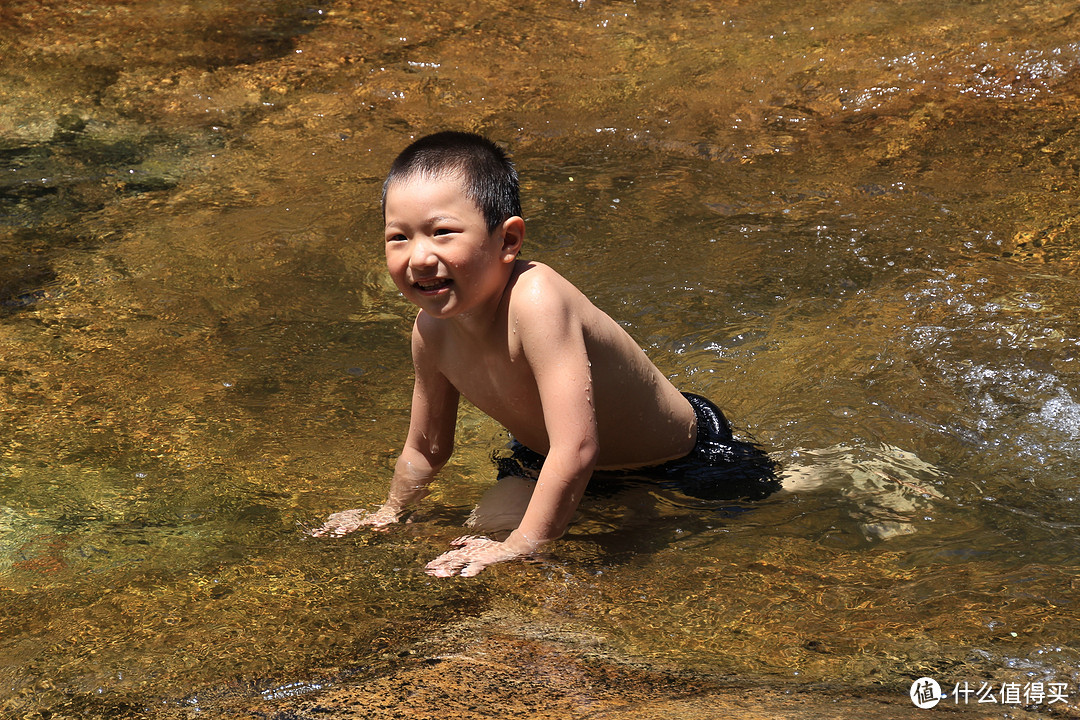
[412,297,458,318]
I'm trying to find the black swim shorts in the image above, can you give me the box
[492,392,779,502]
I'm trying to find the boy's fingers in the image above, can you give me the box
[309,521,347,538]
[460,561,486,577]
[425,543,483,576]
[424,556,463,577]
[310,508,403,538]
[427,539,509,577]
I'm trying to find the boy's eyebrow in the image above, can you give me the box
[383,218,460,236]
[387,214,464,229]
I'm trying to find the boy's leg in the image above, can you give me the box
[466,475,535,534]
[468,439,546,534]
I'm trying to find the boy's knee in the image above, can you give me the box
[466,475,535,533]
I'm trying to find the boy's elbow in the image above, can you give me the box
[433,450,454,471]
[426,443,454,470]
[400,441,453,473]
[544,437,598,476]
[574,436,600,472]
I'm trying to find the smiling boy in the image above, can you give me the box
[314,131,774,576]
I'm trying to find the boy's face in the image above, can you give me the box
[383,173,517,320]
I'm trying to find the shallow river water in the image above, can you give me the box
[2,0,1080,716]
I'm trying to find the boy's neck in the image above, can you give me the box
[442,260,524,338]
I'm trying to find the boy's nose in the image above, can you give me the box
[409,238,438,268]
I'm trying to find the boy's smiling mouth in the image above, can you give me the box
[414,277,452,292]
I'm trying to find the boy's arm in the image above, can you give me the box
[425,292,598,576]
[508,303,598,544]
[313,315,458,536]
[376,317,460,520]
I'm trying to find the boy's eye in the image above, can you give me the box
[386,233,407,243]
[433,228,455,236]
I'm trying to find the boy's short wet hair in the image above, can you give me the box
[382,131,521,231]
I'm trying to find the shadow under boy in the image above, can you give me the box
[313,131,776,576]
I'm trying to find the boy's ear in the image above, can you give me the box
[499,216,525,263]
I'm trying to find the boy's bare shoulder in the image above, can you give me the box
[506,261,628,356]
[413,308,439,335]
[510,260,558,289]
[506,261,584,316]
[411,308,451,355]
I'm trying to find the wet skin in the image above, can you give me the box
[314,173,696,576]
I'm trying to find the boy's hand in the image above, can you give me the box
[424,534,535,577]
[309,505,402,537]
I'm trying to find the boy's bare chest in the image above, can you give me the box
[438,338,540,423]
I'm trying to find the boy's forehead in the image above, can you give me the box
[384,171,480,215]
[388,169,466,196]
